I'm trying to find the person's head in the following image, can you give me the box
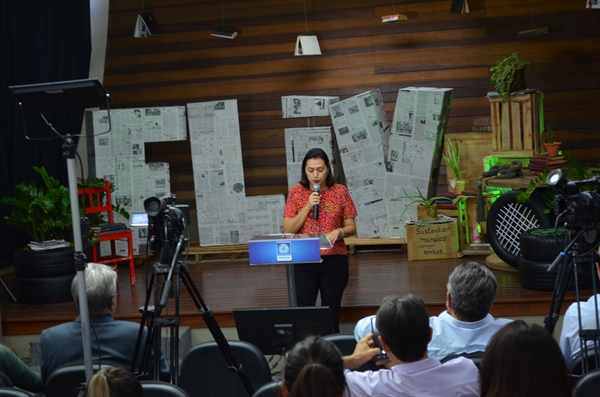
[299,148,335,189]
[480,320,571,397]
[283,335,346,397]
[81,367,143,397]
[376,294,430,362]
[72,263,117,317]
[446,261,498,322]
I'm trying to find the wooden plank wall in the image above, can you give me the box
[103,0,600,221]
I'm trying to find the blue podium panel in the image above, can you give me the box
[248,234,323,265]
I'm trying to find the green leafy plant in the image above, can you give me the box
[0,166,73,242]
[546,126,555,144]
[394,187,450,219]
[490,52,532,103]
[442,137,465,180]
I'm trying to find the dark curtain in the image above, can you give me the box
[0,0,91,266]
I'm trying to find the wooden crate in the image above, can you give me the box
[489,92,544,157]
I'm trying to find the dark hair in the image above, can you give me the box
[81,367,143,397]
[283,335,346,397]
[376,294,429,362]
[298,148,335,188]
[447,261,498,321]
[480,320,572,397]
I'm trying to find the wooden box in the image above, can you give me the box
[406,220,461,261]
[489,92,543,157]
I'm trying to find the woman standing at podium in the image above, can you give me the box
[284,148,357,333]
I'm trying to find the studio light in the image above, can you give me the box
[212,0,238,39]
[133,1,161,38]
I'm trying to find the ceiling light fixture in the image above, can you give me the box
[134,0,162,38]
[211,0,238,39]
[295,0,321,56]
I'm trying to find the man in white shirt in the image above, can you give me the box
[354,261,511,360]
[559,260,600,367]
[343,294,480,397]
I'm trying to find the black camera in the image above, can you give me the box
[143,194,189,262]
[546,170,600,231]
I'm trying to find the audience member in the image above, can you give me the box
[78,367,143,397]
[343,294,480,397]
[0,344,43,392]
[40,263,169,384]
[354,261,511,360]
[480,320,572,397]
[559,260,600,367]
[283,335,346,397]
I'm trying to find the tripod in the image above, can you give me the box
[132,234,254,395]
[544,227,600,375]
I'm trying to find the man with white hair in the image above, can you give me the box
[40,263,169,384]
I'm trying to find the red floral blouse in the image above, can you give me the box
[283,183,357,255]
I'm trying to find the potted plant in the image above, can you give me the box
[394,187,450,221]
[442,137,466,194]
[490,52,532,103]
[543,126,561,158]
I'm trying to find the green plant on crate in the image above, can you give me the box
[516,171,556,215]
[442,137,465,180]
[489,52,532,103]
[0,166,73,243]
[394,187,450,220]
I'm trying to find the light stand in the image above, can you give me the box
[9,79,113,383]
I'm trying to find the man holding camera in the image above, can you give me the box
[343,294,479,397]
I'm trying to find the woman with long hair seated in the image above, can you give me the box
[283,335,347,397]
[78,367,143,397]
[480,320,572,397]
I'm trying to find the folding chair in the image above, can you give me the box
[78,180,135,285]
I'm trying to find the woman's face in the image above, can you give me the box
[305,158,328,188]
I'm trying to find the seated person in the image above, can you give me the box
[78,366,143,397]
[480,320,571,397]
[283,335,346,397]
[41,263,169,384]
[559,258,600,367]
[0,344,43,393]
[343,294,480,397]
[355,261,511,360]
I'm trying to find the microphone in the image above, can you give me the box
[313,184,320,220]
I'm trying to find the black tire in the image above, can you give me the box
[15,274,75,304]
[520,228,565,262]
[487,190,553,267]
[13,247,76,278]
[518,257,594,291]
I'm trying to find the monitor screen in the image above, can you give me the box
[233,306,335,355]
[130,212,149,227]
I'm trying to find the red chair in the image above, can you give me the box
[78,180,135,285]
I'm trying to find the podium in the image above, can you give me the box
[248,234,331,306]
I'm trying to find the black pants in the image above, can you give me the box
[293,255,349,333]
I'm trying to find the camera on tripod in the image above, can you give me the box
[546,169,600,231]
[143,194,189,262]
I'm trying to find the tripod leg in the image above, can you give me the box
[0,277,17,303]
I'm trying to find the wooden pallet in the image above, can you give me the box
[187,243,249,263]
[343,237,406,255]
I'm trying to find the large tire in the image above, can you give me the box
[518,257,594,291]
[520,228,565,262]
[15,274,75,304]
[487,190,553,267]
[13,247,76,278]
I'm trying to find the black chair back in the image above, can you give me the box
[572,368,600,397]
[251,381,282,397]
[141,380,190,397]
[440,351,485,368]
[179,340,272,397]
[569,348,600,376]
[0,371,14,388]
[44,363,115,397]
[0,388,35,397]
[322,333,381,372]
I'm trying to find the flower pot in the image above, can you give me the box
[544,142,562,158]
[454,179,467,195]
[417,204,437,221]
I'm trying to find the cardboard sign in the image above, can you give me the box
[406,220,461,261]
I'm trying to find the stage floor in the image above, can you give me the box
[0,249,592,336]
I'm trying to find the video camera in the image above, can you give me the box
[143,194,189,263]
[546,170,600,231]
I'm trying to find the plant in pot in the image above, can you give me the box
[490,52,532,103]
[395,187,450,221]
[543,126,561,158]
[442,137,466,194]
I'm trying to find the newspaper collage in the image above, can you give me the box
[281,96,339,119]
[187,100,284,246]
[86,107,187,254]
[284,127,336,190]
